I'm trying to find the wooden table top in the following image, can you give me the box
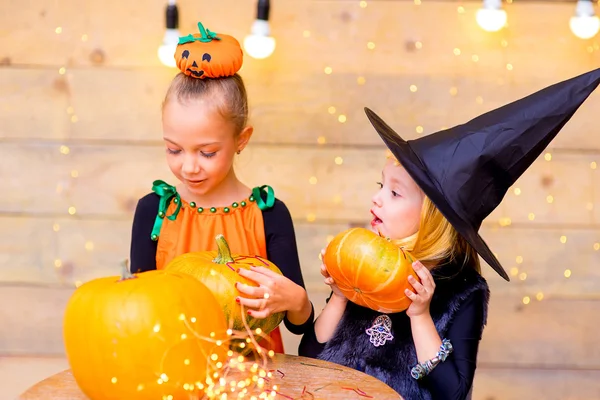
[19,353,402,399]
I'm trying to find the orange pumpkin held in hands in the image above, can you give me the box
[63,262,227,400]
[165,234,285,336]
[323,227,419,313]
[174,21,243,79]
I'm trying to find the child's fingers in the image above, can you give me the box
[246,309,268,319]
[323,277,336,287]
[404,288,417,300]
[408,274,425,294]
[235,282,262,298]
[320,264,331,278]
[413,261,435,291]
[236,268,269,286]
[236,296,264,310]
[318,248,326,261]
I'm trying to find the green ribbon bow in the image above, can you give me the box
[150,180,182,241]
[251,185,275,211]
[178,22,221,45]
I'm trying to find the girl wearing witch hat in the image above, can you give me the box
[299,68,600,399]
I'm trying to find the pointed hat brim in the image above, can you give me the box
[364,107,510,281]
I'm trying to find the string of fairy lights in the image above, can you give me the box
[50,23,90,288]
[299,1,600,306]
[502,154,599,305]
[41,1,599,306]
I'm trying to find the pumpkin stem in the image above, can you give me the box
[120,259,137,281]
[178,22,221,45]
[213,234,235,264]
[198,22,209,39]
[196,22,221,42]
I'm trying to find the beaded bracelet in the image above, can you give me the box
[410,338,453,380]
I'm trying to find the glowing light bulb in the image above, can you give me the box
[243,20,276,59]
[476,0,507,32]
[158,33,178,67]
[570,0,600,39]
[157,1,180,68]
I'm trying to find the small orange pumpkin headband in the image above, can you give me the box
[174,22,243,79]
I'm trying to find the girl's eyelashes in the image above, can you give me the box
[377,181,401,197]
[166,149,217,158]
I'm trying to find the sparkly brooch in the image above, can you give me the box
[365,315,394,347]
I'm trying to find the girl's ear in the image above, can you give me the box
[236,125,253,153]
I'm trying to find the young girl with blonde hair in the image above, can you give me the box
[300,68,600,399]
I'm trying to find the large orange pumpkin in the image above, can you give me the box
[323,227,418,313]
[175,21,243,79]
[63,263,228,400]
[165,234,285,336]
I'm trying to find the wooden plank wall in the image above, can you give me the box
[1,0,599,398]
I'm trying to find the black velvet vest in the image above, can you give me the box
[317,263,489,399]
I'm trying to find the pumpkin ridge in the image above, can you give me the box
[348,291,361,305]
[334,228,355,284]
[364,247,403,294]
[349,246,401,296]
[351,234,380,291]
[361,293,385,312]
[369,295,411,306]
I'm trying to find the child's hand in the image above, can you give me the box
[235,266,306,319]
[319,248,346,300]
[405,260,435,318]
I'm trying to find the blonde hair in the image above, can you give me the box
[162,72,249,135]
[386,151,481,274]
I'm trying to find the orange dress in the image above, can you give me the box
[150,180,285,354]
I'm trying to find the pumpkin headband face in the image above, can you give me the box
[174,22,243,79]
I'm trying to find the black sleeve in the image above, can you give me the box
[425,290,485,400]
[262,198,314,334]
[297,316,327,358]
[297,291,333,358]
[129,193,159,273]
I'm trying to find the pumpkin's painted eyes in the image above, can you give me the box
[182,50,190,59]
[202,53,211,62]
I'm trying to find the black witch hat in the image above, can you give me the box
[365,68,600,281]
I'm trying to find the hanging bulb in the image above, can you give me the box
[476,0,507,32]
[243,0,276,59]
[570,0,600,39]
[157,0,179,67]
